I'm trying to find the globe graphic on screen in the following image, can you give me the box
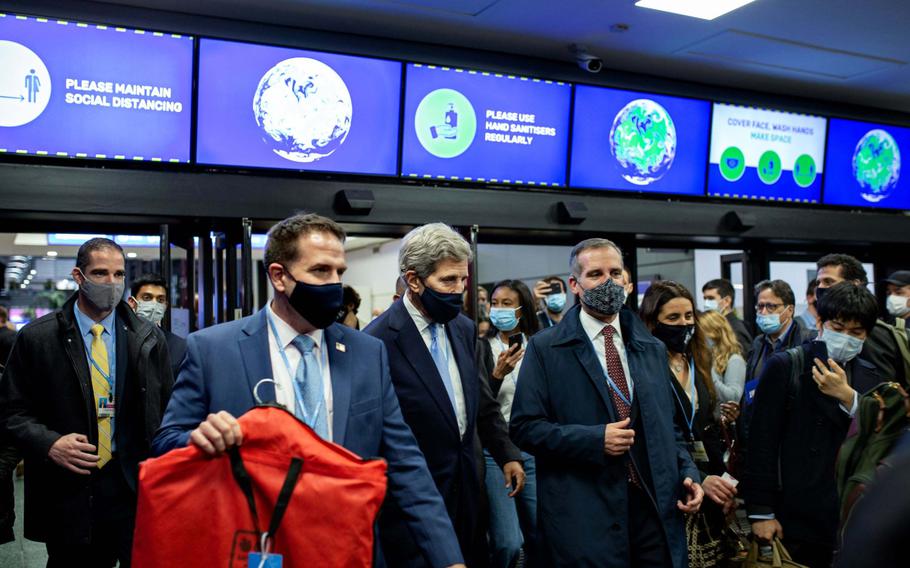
[852,129,900,203]
[609,99,677,185]
[253,57,352,163]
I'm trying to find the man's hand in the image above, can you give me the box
[719,401,740,424]
[604,418,634,456]
[812,358,855,407]
[502,460,526,497]
[492,344,524,380]
[702,475,737,509]
[676,477,703,513]
[48,433,99,475]
[532,280,550,303]
[189,411,243,455]
[751,519,783,543]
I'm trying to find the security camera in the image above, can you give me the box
[576,53,603,73]
[569,44,603,74]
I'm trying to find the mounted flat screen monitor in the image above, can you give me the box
[196,38,401,176]
[707,103,827,203]
[570,85,710,195]
[824,118,909,211]
[0,13,192,162]
[401,63,571,186]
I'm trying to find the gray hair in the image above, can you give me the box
[399,223,473,279]
[569,238,624,276]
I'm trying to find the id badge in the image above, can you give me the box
[97,398,115,419]
[744,379,759,406]
[248,553,283,567]
[691,441,710,463]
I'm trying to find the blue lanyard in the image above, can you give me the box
[83,342,114,394]
[669,357,697,436]
[266,310,326,428]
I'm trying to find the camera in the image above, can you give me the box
[569,44,603,74]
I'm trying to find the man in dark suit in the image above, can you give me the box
[0,306,17,544]
[744,282,882,568]
[0,237,174,566]
[702,278,753,357]
[127,273,187,376]
[510,238,703,568]
[365,223,525,567]
[153,214,465,568]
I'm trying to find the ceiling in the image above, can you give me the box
[87,0,910,114]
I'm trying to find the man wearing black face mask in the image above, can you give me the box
[365,223,524,568]
[153,214,466,568]
[510,238,702,568]
[0,237,173,566]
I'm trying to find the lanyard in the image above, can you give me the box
[266,310,326,428]
[83,340,114,394]
[669,357,697,436]
[600,335,632,407]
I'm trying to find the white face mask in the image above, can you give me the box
[134,299,166,326]
[887,294,910,317]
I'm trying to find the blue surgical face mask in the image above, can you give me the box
[489,307,520,332]
[820,328,864,363]
[704,299,720,312]
[546,293,566,313]
[756,313,783,335]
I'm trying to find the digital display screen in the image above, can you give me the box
[401,63,571,186]
[570,85,710,195]
[0,13,192,162]
[707,103,827,203]
[196,38,402,175]
[823,118,909,210]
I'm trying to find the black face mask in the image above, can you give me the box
[419,283,464,324]
[814,285,829,308]
[653,322,695,354]
[284,270,344,329]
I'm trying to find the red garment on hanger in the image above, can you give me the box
[132,406,388,568]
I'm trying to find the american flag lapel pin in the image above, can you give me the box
[336,342,346,353]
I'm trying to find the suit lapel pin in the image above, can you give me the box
[336,342,346,353]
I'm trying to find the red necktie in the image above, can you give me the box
[603,325,640,487]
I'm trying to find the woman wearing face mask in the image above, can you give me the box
[742,282,882,568]
[639,281,735,528]
[476,279,540,568]
[698,310,746,423]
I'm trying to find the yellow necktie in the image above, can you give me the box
[90,324,112,469]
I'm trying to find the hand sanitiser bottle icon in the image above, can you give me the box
[430,102,459,140]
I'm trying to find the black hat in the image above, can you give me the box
[883,271,910,287]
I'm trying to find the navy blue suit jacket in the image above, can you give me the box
[364,299,482,565]
[510,305,697,568]
[152,308,462,568]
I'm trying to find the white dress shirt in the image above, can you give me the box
[579,308,634,396]
[488,334,525,422]
[404,293,468,437]
[267,303,334,441]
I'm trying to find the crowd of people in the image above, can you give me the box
[0,214,908,568]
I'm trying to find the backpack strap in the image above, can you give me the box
[784,347,805,412]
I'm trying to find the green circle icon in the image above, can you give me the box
[414,88,477,159]
[719,146,746,182]
[792,154,817,188]
[757,150,782,185]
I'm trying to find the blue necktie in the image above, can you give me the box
[291,334,328,439]
[429,324,458,412]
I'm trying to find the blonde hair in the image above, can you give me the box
[698,310,743,375]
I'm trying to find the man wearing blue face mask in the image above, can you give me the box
[127,273,186,377]
[743,282,881,568]
[533,276,568,329]
[365,223,524,568]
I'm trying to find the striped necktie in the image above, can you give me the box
[90,324,112,468]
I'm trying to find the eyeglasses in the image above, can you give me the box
[755,302,785,313]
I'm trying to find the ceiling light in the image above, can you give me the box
[126,252,138,258]
[46,251,58,257]
[29,269,37,275]
[635,0,758,20]
[20,284,26,289]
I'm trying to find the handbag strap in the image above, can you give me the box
[229,447,304,549]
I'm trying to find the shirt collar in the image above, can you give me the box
[765,318,794,348]
[267,303,323,351]
[579,307,623,343]
[404,292,435,334]
[73,299,116,338]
